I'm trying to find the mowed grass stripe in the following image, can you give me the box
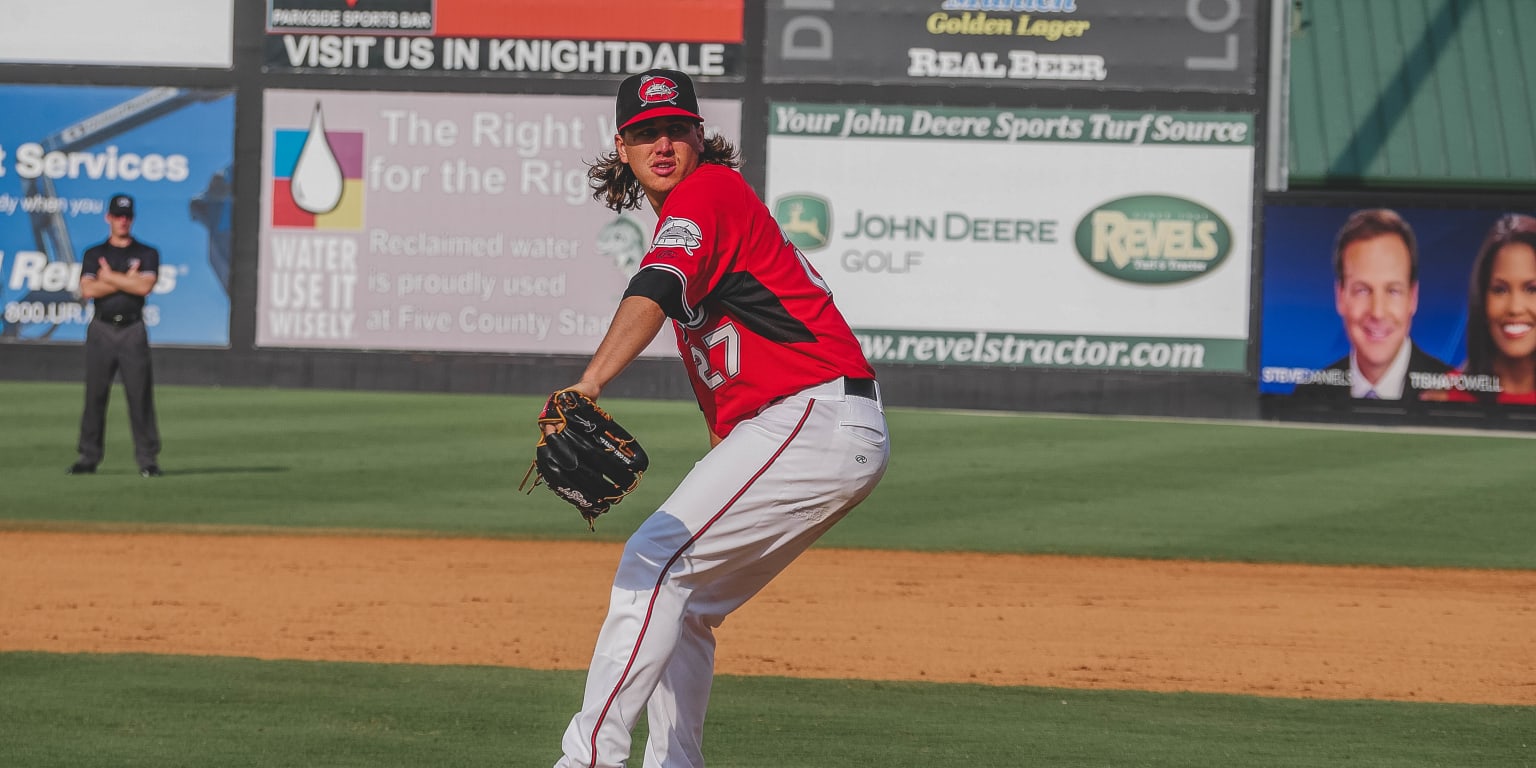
[3,381,1534,568]
[1,652,1530,768]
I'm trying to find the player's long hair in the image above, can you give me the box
[587,131,740,212]
[1463,213,1536,391]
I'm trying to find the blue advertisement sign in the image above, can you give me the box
[1260,204,1536,407]
[0,85,235,346]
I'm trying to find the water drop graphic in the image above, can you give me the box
[290,103,344,215]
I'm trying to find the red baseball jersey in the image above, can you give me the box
[638,164,874,436]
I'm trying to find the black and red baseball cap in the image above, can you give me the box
[615,69,703,132]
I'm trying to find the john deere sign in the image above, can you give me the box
[1073,195,1230,284]
[773,193,832,251]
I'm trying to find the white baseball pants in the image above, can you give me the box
[553,378,890,768]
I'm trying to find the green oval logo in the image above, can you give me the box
[1073,195,1231,284]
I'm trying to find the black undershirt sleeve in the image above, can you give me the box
[622,268,689,323]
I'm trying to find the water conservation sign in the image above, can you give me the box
[766,104,1254,372]
[256,88,740,355]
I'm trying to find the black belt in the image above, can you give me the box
[97,312,142,327]
[845,377,878,400]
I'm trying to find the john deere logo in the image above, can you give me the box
[774,194,831,251]
[1073,195,1231,285]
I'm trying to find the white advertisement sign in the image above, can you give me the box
[766,104,1254,372]
[258,89,740,355]
[0,0,233,68]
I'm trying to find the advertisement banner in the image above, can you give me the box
[0,0,233,68]
[0,85,236,346]
[265,0,744,78]
[764,0,1257,93]
[257,88,740,354]
[766,103,1254,372]
[1260,205,1536,408]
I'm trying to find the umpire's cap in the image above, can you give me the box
[108,194,135,218]
[615,69,702,132]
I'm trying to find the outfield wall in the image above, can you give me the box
[0,1,1530,431]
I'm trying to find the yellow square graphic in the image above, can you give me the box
[314,180,365,230]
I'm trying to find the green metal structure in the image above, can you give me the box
[1287,0,1536,188]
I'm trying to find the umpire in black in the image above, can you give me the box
[68,193,163,477]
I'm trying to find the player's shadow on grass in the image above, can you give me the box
[154,466,291,476]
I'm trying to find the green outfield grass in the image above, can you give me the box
[4,380,1533,767]
[4,380,1534,569]
[2,652,1529,768]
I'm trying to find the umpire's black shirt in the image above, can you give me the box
[81,238,159,320]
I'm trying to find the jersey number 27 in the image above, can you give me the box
[690,324,740,390]
[688,247,830,390]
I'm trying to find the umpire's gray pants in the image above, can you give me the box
[77,319,161,468]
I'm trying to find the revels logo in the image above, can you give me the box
[1073,195,1230,285]
[773,193,831,252]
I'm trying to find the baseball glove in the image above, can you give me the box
[519,389,648,530]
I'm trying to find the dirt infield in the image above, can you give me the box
[2,530,1532,706]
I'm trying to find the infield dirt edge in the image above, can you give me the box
[2,530,1532,706]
